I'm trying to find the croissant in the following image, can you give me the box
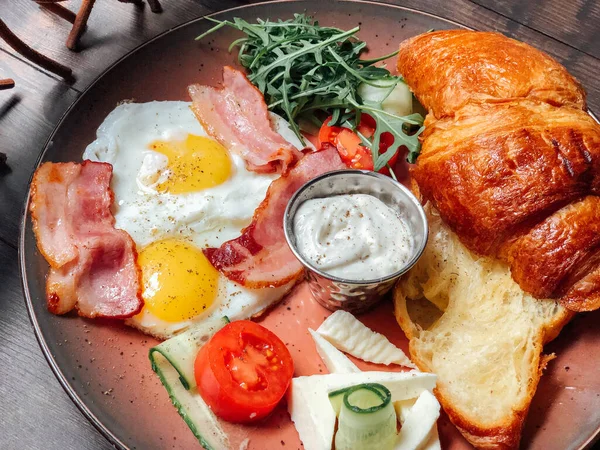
[397,30,586,118]
[397,30,600,312]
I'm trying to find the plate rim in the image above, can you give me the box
[17,1,600,449]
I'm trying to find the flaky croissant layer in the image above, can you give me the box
[397,30,586,119]
[398,30,600,312]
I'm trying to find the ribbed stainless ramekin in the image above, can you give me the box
[284,170,428,314]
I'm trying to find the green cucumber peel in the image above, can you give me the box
[148,316,231,450]
[333,383,397,450]
[328,383,392,416]
[148,316,229,390]
[150,353,221,450]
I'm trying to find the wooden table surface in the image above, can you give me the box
[1,1,599,449]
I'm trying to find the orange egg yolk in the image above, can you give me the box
[149,134,231,194]
[137,239,219,322]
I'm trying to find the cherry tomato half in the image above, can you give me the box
[194,320,294,423]
[356,113,376,139]
[319,114,375,145]
[334,128,374,170]
[377,131,399,176]
[317,114,403,174]
[318,116,343,148]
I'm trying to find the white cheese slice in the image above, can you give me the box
[317,310,416,368]
[309,328,360,374]
[288,376,336,450]
[395,397,441,450]
[394,398,417,424]
[395,390,441,450]
[288,371,436,450]
[422,426,441,450]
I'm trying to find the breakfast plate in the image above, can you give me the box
[19,1,600,449]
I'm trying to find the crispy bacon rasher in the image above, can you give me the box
[30,161,143,318]
[204,146,345,288]
[188,66,304,174]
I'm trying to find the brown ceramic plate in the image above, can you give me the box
[19,1,600,449]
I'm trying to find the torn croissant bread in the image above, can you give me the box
[393,29,598,449]
[394,206,573,449]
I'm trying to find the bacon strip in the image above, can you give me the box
[30,161,142,318]
[204,146,345,288]
[188,66,304,174]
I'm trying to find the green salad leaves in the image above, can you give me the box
[196,13,424,166]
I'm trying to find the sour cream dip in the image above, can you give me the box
[292,193,414,281]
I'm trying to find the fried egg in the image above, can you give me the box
[83,101,299,339]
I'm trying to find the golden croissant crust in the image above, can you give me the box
[397,30,586,119]
[398,30,600,312]
[506,196,600,311]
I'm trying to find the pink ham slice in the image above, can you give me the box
[204,146,345,288]
[188,66,304,174]
[30,161,142,318]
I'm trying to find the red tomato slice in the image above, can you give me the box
[194,320,294,423]
[377,132,398,176]
[316,114,401,174]
[318,114,375,147]
[378,151,399,176]
[357,113,376,139]
[335,128,374,170]
[318,116,343,148]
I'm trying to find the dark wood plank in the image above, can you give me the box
[0,240,111,450]
[1,2,599,449]
[0,51,79,248]
[472,0,600,59]
[1,0,253,92]
[5,0,599,113]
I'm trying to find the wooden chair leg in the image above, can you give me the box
[0,19,72,79]
[146,0,162,13]
[0,79,15,90]
[38,1,77,24]
[25,0,161,54]
[119,0,162,13]
[66,0,96,50]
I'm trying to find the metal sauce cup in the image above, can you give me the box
[284,170,428,314]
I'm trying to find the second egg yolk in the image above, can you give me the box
[137,239,219,323]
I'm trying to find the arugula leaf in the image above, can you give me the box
[196,14,424,165]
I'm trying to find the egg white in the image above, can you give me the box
[83,101,301,339]
[130,276,296,340]
[83,101,282,249]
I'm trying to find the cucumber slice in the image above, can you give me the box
[334,383,397,450]
[150,315,229,389]
[345,384,389,412]
[358,81,413,117]
[328,386,350,416]
[329,384,389,416]
[151,352,229,450]
[149,316,230,450]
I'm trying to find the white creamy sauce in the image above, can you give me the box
[293,194,414,280]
